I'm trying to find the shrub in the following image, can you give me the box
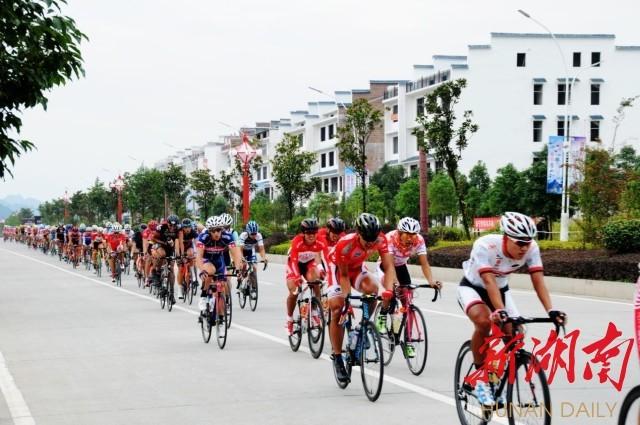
[287,215,305,235]
[602,219,640,253]
[423,230,439,248]
[264,232,289,251]
[268,241,291,255]
[430,226,465,241]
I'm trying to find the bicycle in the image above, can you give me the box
[454,316,564,425]
[374,284,440,375]
[617,264,640,425]
[199,272,231,349]
[288,279,326,359]
[157,256,176,312]
[177,255,198,305]
[332,293,385,402]
[95,249,103,278]
[110,252,123,287]
[237,259,267,311]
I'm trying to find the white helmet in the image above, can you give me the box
[219,213,233,227]
[124,224,131,231]
[205,216,222,229]
[112,223,122,232]
[500,212,537,239]
[397,217,420,234]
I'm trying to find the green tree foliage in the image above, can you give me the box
[615,145,640,172]
[414,79,478,238]
[189,169,216,218]
[519,147,561,222]
[370,163,407,223]
[336,98,383,213]
[123,169,164,222]
[307,192,339,224]
[620,179,640,218]
[429,173,458,225]
[1,0,86,178]
[210,195,229,216]
[163,163,188,216]
[215,169,240,214]
[465,161,492,219]
[271,134,319,220]
[343,185,385,224]
[484,164,526,215]
[17,207,33,221]
[395,177,420,219]
[39,198,65,224]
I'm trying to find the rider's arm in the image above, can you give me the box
[417,254,439,287]
[176,231,184,257]
[195,246,206,271]
[530,271,553,312]
[230,244,243,270]
[480,272,505,311]
[379,252,397,291]
[337,262,351,297]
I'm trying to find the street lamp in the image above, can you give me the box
[518,9,572,241]
[109,175,126,223]
[230,133,257,225]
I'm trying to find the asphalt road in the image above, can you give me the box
[0,241,637,425]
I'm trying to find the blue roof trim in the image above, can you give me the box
[311,169,340,178]
[468,44,491,49]
[352,89,370,94]
[532,115,546,120]
[557,77,580,82]
[557,115,580,120]
[433,55,467,60]
[533,78,547,83]
[492,32,615,39]
[317,101,336,105]
[290,110,308,114]
[451,64,469,69]
[616,46,640,50]
[370,80,407,84]
[413,64,434,68]
[334,90,351,94]
[590,115,604,120]
[591,78,605,83]
[401,156,419,164]
[304,114,319,119]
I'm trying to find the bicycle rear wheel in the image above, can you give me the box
[373,304,395,366]
[201,309,212,343]
[288,300,302,352]
[307,297,325,359]
[360,322,384,402]
[506,351,550,425]
[225,289,232,329]
[404,305,428,375]
[160,282,167,310]
[248,271,258,311]
[216,294,228,349]
[237,276,247,309]
[454,340,491,425]
[619,385,640,425]
[187,279,194,305]
[167,286,173,312]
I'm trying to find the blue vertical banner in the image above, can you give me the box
[547,136,564,194]
[344,167,357,197]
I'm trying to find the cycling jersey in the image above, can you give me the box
[68,230,80,245]
[238,231,264,255]
[106,233,127,251]
[196,230,235,262]
[384,230,427,266]
[317,227,345,249]
[462,234,543,289]
[55,227,65,241]
[331,232,389,271]
[82,232,92,246]
[286,234,328,279]
[180,226,197,249]
[152,224,180,256]
[132,230,144,250]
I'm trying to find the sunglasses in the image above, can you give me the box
[508,236,532,247]
[303,230,318,235]
[211,228,223,233]
[250,232,257,236]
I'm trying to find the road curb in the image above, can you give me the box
[266,254,634,302]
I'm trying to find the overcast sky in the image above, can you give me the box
[2,0,639,202]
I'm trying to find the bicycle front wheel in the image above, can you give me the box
[307,297,325,359]
[454,340,491,425]
[248,271,258,311]
[216,294,228,349]
[619,385,640,425]
[237,277,247,309]
[373,304,395,366]
[404,305,428,375]
[201,310,212,343]
[360,322,384,402]
[506,351,550,425]
[288,300,302,352]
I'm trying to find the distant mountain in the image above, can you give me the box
[0,204,12,220]
[0,195,41,213]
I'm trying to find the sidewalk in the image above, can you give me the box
[267,254,634,302]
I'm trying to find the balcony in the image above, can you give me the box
[406,70,451,93]
[384,86,398,100]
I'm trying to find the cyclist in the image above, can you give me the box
[219,213,238,272]
[80,224,92,263]
[55,224,65,255]
[150,215,182,303]
[327,213,397,384]
[132,224,146,276]
[176,218,198,298]
[91,227,106,271]
[377,217,442,358]
[236,220,268,288]
[456,211,566,407]
[67,225,81,265]
[106,224,128,282]
[318,217,346,249]
[143,220,157,286]
[285,218,329,336]
[195,215,243,317]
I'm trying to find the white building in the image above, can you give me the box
[383,32,640,176]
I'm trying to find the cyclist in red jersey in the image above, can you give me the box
[143,220,157,285]
[106,224,128,283]
[317,217,346,249]
[285,218,329,335]
[328,213,397,383]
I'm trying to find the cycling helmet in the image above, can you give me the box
[206,216,225,229]
[300,218,318,233]
[112,223,122,232]
[65,224,73,230]
[355,213,381,242]
[397,217,420,234]
[140,223,147,230]
[181,218,192,227]
[167,214,179,226]
[79,224,86,232]
[327,217,346,233]
[219,213,233,227]
[500,212,537,240]
[105,221,112,228]
[124,223,131,231]
[246,220,259,234]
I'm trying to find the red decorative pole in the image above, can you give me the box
[232,133,257,225]
[110,175,125,223]
[63,190,69,222]
[419,148,429,232]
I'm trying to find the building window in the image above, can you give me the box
[417,98,424,116]
[262,166,268,180]
[533,84,543,105]
[517,53,526,67]
[320,126,326,142]
[557,83,571,105]
[339,176,343,192]
[591,120,600,142]
[321,153,326,168]
[330,177,338,193]
[591,52,601,67]
[392,104,398,122]
[533,120,543,142]
[328,124,334,139]
[573,52,581,67]
[591,84,600,105]
[410,164,418,175]
[557,120,571,137]
[298,134,303,147]
[323,179,329,193]
[392,136,399,154]
[264,187,271,199]
[329,151,335,167]
[435,160,444,171]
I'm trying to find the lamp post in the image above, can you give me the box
[231,133,257,225]
[63,190,69,222]
[518,9,572,241]
[110,175,125,223]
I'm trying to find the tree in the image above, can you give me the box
[336,98,383,213]
[519,147,561,225]
[370,163,407,223]
[39,198,65,224]
[271,133,319,220]
[615,145,640,172]
[210,196,229,216]
[395,177,420,219]
[429,173,458,225]
[17,207,33,222]
[163,163,188,216]
[1,0,86,178]
[414,79,478,238]
[215,169,240,214]
[307,192,339,224]
[189,169,216,218]
[465,161,492,219]
[123,169,164,222]
[484,164,526,215]
[611,95,640,151]
[343,185,385,224]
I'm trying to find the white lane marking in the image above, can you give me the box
[421,308,466,320]
[2,247,510,423]
[0,351,36,425]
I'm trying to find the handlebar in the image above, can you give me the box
[505,316,566,336]
[396,283,441,302]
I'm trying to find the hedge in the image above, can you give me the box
[602,219,640,253]
[268,241,291,255]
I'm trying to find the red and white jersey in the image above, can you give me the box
[331,232,389,271]
[142,228,152,240]
[288,234,328,264]
[385,230,427,267]
[462,234,543,289]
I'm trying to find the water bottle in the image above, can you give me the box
[349,330,358,351]
[392,312,402,334]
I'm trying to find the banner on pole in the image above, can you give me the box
[344,167,357,197]
[569,136,586,187]
[547,136,564,194]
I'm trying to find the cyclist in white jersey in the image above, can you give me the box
[456,211,566,407]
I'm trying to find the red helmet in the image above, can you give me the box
[148,220,158,231]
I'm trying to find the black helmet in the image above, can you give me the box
[181,218,192,227]
[300,218,319,233]
[327,217,345,233]
[167,214,179,225]
[140,223,148,230]
[355,213,381,242]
